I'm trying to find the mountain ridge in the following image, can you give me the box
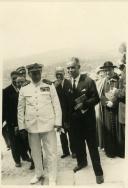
[3,48,120,88]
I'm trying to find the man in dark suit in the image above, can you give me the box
[66,57,104,184]
[54,67,76,158]
[2,90,10,150]
[3,71,30,167]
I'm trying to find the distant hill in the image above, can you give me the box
[3,48,120,88]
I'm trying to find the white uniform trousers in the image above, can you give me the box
[28,130,57,183]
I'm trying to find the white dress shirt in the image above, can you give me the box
[71,74,81,88]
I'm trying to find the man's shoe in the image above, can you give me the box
[61,153,70,158]
[30,175,43,184]
[73,162,87,173]
[15,163,21,167]
[96,175,104,184]
[72,153,76,158]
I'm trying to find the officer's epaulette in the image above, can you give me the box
[22,80,31,87]
[42,79,53,85]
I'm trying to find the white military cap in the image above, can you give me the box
[26,63,43,72]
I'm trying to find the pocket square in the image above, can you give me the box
[81,88,87,92]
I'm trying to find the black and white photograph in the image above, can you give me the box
[1,1,128,187]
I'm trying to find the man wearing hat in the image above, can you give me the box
[66,57,104,184]
[96,68,106,81]
[54,66,76,159]
[100,61,120,158]
[16,66,30,86]
[18,63,62,185]
[3,71,30,167]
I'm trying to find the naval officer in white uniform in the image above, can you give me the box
[18,63,62,185]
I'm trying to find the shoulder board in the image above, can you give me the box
[42,79,53,85]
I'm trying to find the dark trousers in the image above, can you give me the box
[117,123,125,158]
[60,129,76,155]
[20,130,31,156]
[21,131,35,165]
[8,127,30,164]
[71,116,103,176]
[2,125,10,148]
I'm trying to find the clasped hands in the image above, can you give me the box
[106,100,113,108]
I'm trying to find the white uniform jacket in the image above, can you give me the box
[18,81,62,133]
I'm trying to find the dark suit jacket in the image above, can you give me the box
[66,74,100,128]
[2,89,6,124]
[3,84,19,128]
[55,79,71,127]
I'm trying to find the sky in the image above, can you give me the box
[0,1,128,60]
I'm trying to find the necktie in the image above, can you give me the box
[72,79,76,91]
[59,83,63,90]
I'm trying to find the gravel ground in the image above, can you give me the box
[1,133,125,187]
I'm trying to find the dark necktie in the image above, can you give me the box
[72,79,76,92]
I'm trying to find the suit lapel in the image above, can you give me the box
[64,79,72,89]
[62,79,65,90]
[77,74,86,90]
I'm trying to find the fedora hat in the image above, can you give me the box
[100,61,117,69]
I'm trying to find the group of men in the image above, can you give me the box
[2,56,126,185]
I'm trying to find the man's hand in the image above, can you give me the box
[3,121,7,127]
[106,101,113,108]
[63,122,70,130]
[74,102,83,110]
[14,126,19,136]
[20,129,28,139]
[54,125,63,133]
